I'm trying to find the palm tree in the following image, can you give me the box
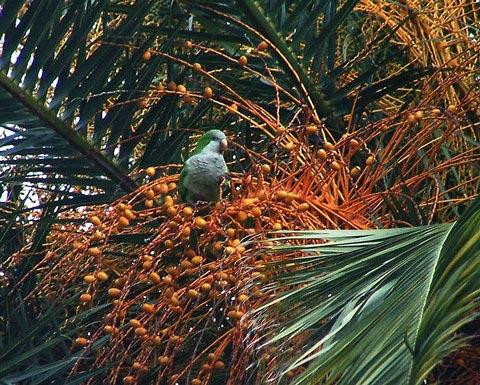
[0,0,478,384]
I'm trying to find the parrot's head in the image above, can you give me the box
[194,129,228,154]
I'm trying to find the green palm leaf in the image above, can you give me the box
[254,196,480,385]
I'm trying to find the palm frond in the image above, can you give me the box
[254,196,480,385]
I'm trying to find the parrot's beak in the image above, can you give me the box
[220,138,228,152]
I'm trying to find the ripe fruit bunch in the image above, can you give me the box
[29,98,480,382]
[36,168,346,384]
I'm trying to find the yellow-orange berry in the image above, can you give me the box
[133,362,142,370]
[152,335,162,346]
[432,108,441,116]
[201,283,212,292]
[203,87,213,99]
[146,167,155,177]
[273,222,282,230]
[103,325,114,334]
[90,215,102,226]
[165,221,176,231]
[129,319,142,328]
[331,161,341,171]
[185,40,193,49]
[180,259,192,269]
[228,103,238,113]
[93,230,104,241]
[234,310,245,319]
[317,148,327,159]
[74,337,89,346]
[298,202,310,211]
[257,41,268,51]
[80,293,92,303]
[143,50,152,61]
[114,277,127,287]
[238,56,248,66]
[188,289,200,299]
[275,190,288,199]
[156,183,169,194]
[324,141,334,151]
[191,256,203,266]
[167,81,177,91]
[158,356,170,365]
[214,360,225,369]
[183,206,194,218]
[108,288,121,298]
[185,248,196,258]
[251,207,262,218]
[238,294,249,302]
[349,139,359,148]
[366,155,375,166]
[118,216,130,227]
[164,239,174,249]
[192,379,202,385]
[407,114,416,124]
[181,227,191,238]
[192,62,202,71]
[166,206,177,218]
[447,105,457,113]
[124,209,135,220]
[149,272,161,284]
[351,166,361,177]
[123,376,134,384]
[306,125,317,134]
[170,294,180,307]
[194,216,207,229]
[144,199,154,209]
[96,271,109,281]
[261,164,271,174]
[211,241,222,253]
[177,84,187,93]
[237,211,248,222]
[88,247,102,257]
[414,110,424,121]
[144,189,155,200]
[142,303,156,314]
[83,275,96,284]
[163,275,173,285]
[135,327,147,336]
[284,142,294,151]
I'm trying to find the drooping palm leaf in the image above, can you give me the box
[0,0,191,201]
[0,0,434,209]
[0,195,110,384]
[254,195,480,385]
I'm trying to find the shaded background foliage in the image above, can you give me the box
[0,0,479,384]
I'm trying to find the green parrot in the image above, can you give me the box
[178,130,229,204]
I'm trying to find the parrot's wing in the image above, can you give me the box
[178,164,188,202]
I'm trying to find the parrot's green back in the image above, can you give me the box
[178,166,188,202]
